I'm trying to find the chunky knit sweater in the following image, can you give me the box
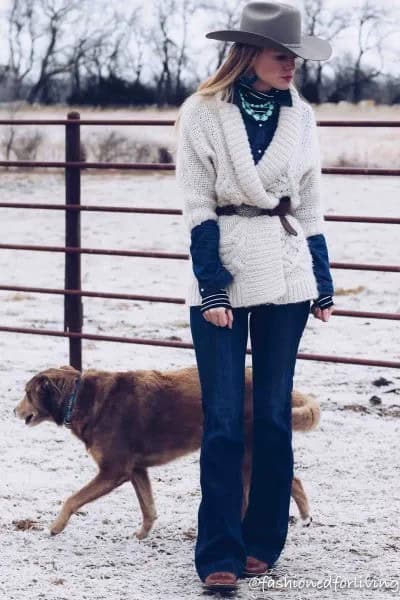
[189,82,334,313]
[176,83,327,308]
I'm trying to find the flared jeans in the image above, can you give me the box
[189,300,311,582]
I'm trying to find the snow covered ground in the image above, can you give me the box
[0,103,399,598]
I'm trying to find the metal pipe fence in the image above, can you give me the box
[0,112,399,371]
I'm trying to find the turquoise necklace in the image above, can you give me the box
[236,76,277,123]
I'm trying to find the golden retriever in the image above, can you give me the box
[14,365,319,539]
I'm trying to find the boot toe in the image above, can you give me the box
[242,556,270,577]
[203,571,238,590]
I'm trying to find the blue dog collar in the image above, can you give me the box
[63,377,82,428]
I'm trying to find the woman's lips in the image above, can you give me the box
[282,75,293,80]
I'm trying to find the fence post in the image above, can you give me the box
[64,111,83,370]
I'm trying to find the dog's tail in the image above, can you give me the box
[291,390,320,431]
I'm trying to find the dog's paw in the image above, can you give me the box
[135,526,150,540]
[301,515,312,527]
[50,519,67,536]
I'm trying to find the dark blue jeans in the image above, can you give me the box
[189,300,311,582]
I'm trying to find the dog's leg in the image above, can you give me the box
[130,467,158,539]
[50,470,126,535]
[291,476,312,526]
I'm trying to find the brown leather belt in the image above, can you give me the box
[215,196,297,236]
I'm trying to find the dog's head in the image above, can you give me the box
[14,365,81,427]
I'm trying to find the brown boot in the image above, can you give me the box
[203,571,238,591]
[242,556,270,577]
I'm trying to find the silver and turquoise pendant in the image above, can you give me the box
[238,89,275,122]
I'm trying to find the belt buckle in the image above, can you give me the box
[236,204,262,217]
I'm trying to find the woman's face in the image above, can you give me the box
[250,47,301,91]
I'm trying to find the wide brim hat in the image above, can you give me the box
[205,1,332,61]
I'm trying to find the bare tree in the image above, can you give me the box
[323,0,397,102]
[174,0,196,100]
[5,0,399,106]
[123,18,146,86]
[7,0,39,97]
[6,0,144,103]
[301,0,352,103]
[7,0,84,102]
[199,0,243,74]
[150,0,179,106]
[350,0,392,102]
[27,0,83,103]
[147,0,198,106]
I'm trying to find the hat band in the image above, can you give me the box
[237,28,304,48]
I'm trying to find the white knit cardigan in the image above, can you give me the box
[175,83,326,308]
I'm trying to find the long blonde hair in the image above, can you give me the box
[174,41,298,133]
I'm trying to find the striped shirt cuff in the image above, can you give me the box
[312,294,334,311]
[200,289,232,313]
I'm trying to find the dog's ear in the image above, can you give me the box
[34,374,63,425]
[34,374,52,394]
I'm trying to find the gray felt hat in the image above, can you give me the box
[205,1,332,61]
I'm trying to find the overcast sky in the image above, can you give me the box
[0,0,398,79]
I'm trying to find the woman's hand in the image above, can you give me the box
[203,307,233,328]
[311,293,335,322]
[203,304,334,324]
[311,305,334,322]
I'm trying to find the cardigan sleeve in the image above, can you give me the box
[175,98,220,231]
[175,97,234,299]
[292,106,326,237]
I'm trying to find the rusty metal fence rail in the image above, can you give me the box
[0,112,399,371]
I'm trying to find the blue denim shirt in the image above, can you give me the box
[190,82,334,301]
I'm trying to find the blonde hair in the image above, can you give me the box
[174,41,299,133]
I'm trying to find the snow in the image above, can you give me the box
[0,103,399,598]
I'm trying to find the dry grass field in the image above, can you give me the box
[0,100,399,169]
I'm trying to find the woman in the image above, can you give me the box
[175,1,335,592]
